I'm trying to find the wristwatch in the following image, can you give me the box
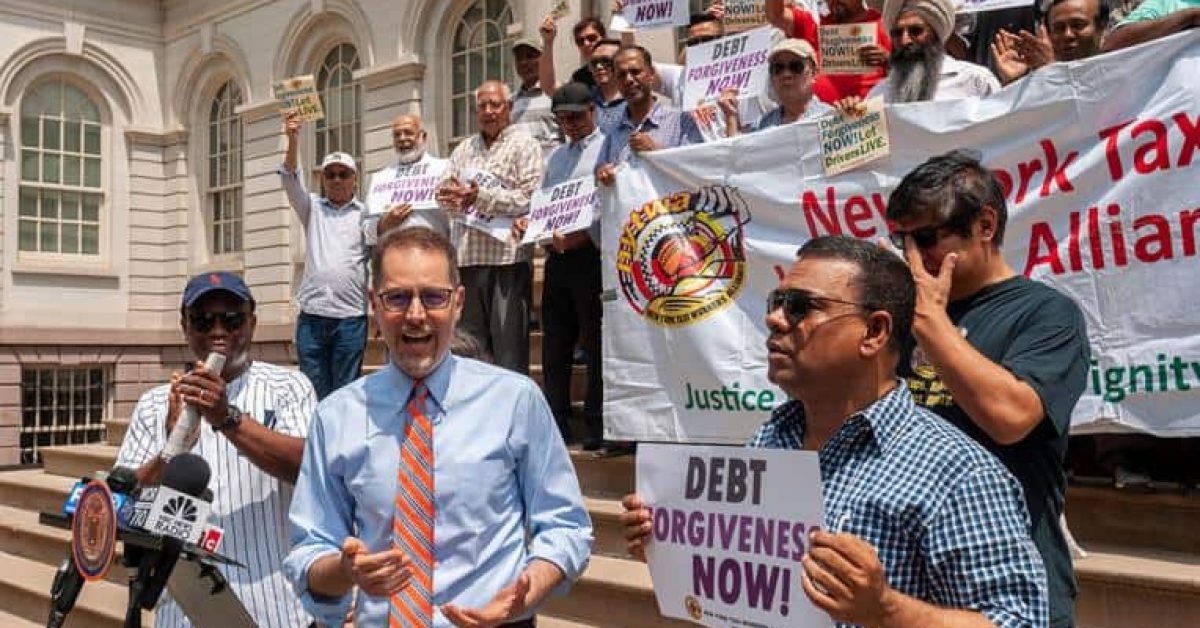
[213,404,244,432]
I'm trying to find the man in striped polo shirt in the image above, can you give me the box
[116,271,316,627]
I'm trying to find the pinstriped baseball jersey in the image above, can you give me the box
[116,361,316,628]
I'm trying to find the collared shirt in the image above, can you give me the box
[597,99,703,167]
[543,127,607,245]
[117,362,317,628]
[285,355,593,627]
[746,384,1048,628]
[279,165,369,318]
[754,100,835,131]
[868,56,1001,103]
[595,94,627,133]
[363,152,451,245]
[443,126,545,267]
[511,82,562,158]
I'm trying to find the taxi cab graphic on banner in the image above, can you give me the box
[616,185,750,327]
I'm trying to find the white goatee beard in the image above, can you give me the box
[396,142,426,164]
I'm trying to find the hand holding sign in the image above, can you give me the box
[620,493,653,562]
[376,203,414,236]
[801,531,892,627]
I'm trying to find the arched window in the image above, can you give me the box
[18,79,103,256]
[315,43,361,169]
[207,81,243,255]
[450,0,516,146]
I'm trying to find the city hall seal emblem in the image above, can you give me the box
[616,185,750,327]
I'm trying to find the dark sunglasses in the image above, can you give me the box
[323,169,355,180]
[686,35,719,47]
[889,25,928,40]
[767,288,869,328]
[770,60,810,76]
[188,311,248,333]
[589,56,614,69]
[575,33,601,46]
[377,287,454,312]
[889,221,951,250]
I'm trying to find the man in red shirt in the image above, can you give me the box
[766,0,892,101]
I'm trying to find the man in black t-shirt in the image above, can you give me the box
[887,150,1090,628]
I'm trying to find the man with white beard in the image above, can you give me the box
[840,0,999,107]
[365,114,451,239]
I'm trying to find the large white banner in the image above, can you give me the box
[601,32,1200,442]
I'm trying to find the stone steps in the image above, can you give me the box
[0,551,152,627]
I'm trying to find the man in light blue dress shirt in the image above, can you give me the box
[285,227,592,627]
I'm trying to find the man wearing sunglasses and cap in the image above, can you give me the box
[116,271,317,627]
[888,151,1090,628]
[620,235,1047,627]
[718,38,833,136]
[280,113,370,400]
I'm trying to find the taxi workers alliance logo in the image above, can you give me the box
[684,595,704,621]
[616,185,750,327]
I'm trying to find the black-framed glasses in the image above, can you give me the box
[889,221,952,251]
[767,288,870,328]
[686,34,719,47]
[377,287,454,312]
[770,60,810,76]
[323,169,354,180]
[188,311,247,333]
[589,56,614,69]
[889,25,928,40]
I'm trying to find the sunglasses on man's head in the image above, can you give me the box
[686,35,719,47]
[767,288,869,328]
[770,60,809,76]
[323,169,355,180]
[188,311,247,333]
[377,287,454,312]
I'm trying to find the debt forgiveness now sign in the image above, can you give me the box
[638,444,831,627]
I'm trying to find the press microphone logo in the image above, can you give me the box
[163,496,199,522]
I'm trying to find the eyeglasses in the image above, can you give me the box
[575,33,601,47]
[889,25,928,40]
[187,311,248,333]
[377,287,454,312]
[589,56,614,69]
[767,288,870,328]
[770,60,810,76]
[323,169,354,180]
[686,35,719,47]
[888,221,952,250]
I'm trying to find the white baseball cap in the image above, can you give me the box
[319,151,357,173]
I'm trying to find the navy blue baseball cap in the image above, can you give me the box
[181,272,256,309]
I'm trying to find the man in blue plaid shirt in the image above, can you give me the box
[622,236,1047,627]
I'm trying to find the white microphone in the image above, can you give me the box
[162,352,226,460]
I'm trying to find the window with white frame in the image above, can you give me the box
[450,0,516,147]
[20,367,110,465]
[315,43,362,180]
[207,80,243,255]
[18,79,103,256]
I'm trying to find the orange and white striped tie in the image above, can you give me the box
[390,382,434,627]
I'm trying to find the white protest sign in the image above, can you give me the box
[682,26,773,110]
[957,0,1038,13]
[621,0,691,30]
[523,176,598,245]
[601,33,1200,441]
[366,158,449,213]
[725,0,767,32]
[639,444,830,628]
[818,97,889,176]
[459,167,515,242]
[819,24,878,75]
[273,75,324,122]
